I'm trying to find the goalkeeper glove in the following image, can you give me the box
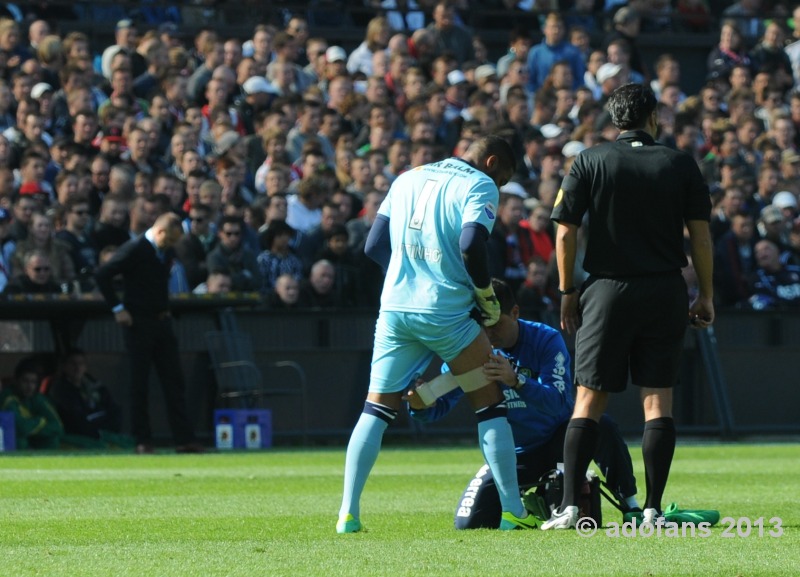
[474,285,501,327]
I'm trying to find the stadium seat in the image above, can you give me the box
[205,315,309,444]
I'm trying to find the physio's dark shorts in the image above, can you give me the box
[574,273,688,393]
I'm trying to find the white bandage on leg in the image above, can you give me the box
[414,367,491,405]
[414,371,459,406]
[454,366,490,393]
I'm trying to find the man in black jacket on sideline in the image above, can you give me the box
[94,212,203,454]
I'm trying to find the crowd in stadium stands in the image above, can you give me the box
[0,0,797,321]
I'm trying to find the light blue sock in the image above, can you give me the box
[478,415,525,517]
[339,408,392,520]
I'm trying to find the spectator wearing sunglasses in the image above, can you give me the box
[3,249,63,295]
[205,214,261,291]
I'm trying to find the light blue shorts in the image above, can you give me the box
[369,309,482,394]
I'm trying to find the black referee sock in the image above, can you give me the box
[559,418,599,511]
[642,417,676,513]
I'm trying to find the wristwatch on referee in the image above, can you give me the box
[558,286,577,295]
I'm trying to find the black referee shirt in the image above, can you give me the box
[551,130,711,277]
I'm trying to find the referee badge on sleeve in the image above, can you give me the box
[554,188,565,207]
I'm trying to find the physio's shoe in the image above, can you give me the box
[540,505,579,530]
[499,510,538,530]
[336,514,362,534]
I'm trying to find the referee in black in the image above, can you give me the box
[95,212,203,454]
[541,84,714,530]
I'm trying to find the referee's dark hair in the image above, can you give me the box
[491,277,517,315]
[607,83,658,131]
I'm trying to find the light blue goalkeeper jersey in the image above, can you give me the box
[377,157,499,313]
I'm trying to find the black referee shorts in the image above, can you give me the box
[574,273,688,393]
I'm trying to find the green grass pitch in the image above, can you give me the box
[0,443,797,577]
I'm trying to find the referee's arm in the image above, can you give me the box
[686,220,715,327]
[555,222,580,334]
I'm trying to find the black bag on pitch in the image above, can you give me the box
[522,469,602,526]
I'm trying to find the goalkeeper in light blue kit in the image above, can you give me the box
[337,135,539,532]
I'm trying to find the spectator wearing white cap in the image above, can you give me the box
[474,64,498,88]
[561,140,586,174]
[500,181,528,199]
[31,81,53,102]
[540,122,566,147]
[324,46,348,71]
[773,190,799,223]
[236,76,278,136]
[595,62,624,103]
[319,46,348,96]
[773,190,798,209]
[444,69,469,123]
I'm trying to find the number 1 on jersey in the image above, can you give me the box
[409,179,440,230]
